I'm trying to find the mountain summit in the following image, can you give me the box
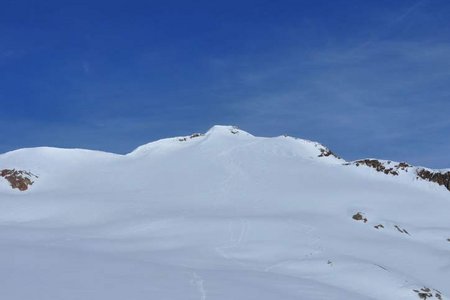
[1,126,449,299]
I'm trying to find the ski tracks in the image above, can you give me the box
[190,272,207,300]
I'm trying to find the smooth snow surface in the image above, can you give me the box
[1,125,449,299]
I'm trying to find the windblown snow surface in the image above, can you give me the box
[1,125,449,300]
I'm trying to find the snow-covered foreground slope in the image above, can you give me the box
[1,125,449,300]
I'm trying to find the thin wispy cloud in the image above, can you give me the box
[352,0,429,53]
[0,1,448,168]
[213,36,450,167]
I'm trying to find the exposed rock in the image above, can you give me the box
[351,159,405,176]
[178,133,205,142]
[318,147,340,159]
[352,212,368,223]
[413,287,442,299]
[394,225,410,235]
[374,224,384,229]
[190,133,203,139]
[1,169,38,191]
[416,169,450,192]
[397,162,411,170]
[348,159,450,192]
[230,126,239,134]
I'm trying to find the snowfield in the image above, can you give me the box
[0,125,449,300]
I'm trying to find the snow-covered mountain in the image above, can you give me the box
[1,125,449,300]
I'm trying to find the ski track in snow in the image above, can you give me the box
[191,272,207,300]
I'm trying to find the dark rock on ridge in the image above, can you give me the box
[347,159,450,192]
[416,169,450,192]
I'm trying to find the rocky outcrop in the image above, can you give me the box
[230,126,239,134]
[348,159,450,192]
[350,159,412,176]
[178,133,204,142]
[416,169,450,192]
[318,147,340,159]
[1,169,38,191]
[189,133,203,139]
[352,212,368,223]
[413,287,442,299]
[394,225,410,235]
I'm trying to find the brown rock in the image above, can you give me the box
[1,169,37,191]
[352,212,368,223]
[417,169,450,191]
[318,147,340,159]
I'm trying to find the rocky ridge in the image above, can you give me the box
[345,159,450,192]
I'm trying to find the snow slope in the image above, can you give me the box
[0,125,449,300]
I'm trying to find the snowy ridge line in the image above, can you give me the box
[1,125,449,193]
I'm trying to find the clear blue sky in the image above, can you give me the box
[1,0,449,168]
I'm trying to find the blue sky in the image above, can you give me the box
[1,0,449,167]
